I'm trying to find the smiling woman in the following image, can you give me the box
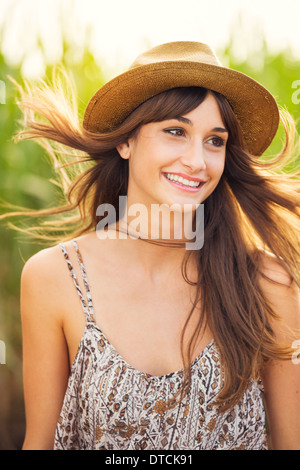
[116,92,228,220]
[1,41,300,450]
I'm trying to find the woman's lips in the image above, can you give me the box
[162,172,206,192]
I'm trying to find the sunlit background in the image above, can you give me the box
[0,0,300,450]
[1,0,300,79]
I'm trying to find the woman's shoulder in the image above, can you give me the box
[21,233,93,275]
[21,232,102,292]
[257,250,293,288]
[20,237,92,316]
[256,250,299,338]
[21,241,68,283]
[20,243,70,330]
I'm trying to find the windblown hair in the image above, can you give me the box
[2,67,300,411]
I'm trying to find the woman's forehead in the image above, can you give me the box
[140,94,227,132]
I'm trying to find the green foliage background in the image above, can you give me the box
[0,15,299,450]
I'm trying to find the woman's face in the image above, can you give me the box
[117,92,228,212]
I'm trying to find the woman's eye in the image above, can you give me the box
[164,128,185,137]
[208,136,226,147]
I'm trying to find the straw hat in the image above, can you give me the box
[83,41,279,156]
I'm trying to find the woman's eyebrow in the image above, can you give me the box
[212,127,228,133]
[174,116,193,126]
[172,117,228,133]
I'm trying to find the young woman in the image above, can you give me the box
[3,42,300,450]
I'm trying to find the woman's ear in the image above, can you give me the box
[116,142,131,160]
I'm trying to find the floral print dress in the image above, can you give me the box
[54,239,268,450]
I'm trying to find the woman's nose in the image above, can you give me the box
[180,139,207,171]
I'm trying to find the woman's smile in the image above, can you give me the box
[162,172,207,192]
[117,93,227,209]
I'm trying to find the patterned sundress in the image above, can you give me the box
[54,239,268,450]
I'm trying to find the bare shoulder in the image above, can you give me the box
[20,233,102,321]
[22,243,63,276]
[21,236,85,285]
[22,243,67,291]
[21,242,73,325]
[258,250,294,288]
[257,250,300,338]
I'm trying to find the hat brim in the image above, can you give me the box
[83,61,279,156]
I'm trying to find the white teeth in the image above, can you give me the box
[165,173,201,188]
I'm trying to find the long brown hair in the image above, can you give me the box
[2,68,300,411]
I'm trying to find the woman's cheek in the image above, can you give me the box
[207,153,226,175]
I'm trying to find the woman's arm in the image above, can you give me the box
[20,248,70,450]
[259,255,300,450]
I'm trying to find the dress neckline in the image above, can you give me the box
[82,321,215,381]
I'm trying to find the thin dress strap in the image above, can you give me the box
[59,239,95,323]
